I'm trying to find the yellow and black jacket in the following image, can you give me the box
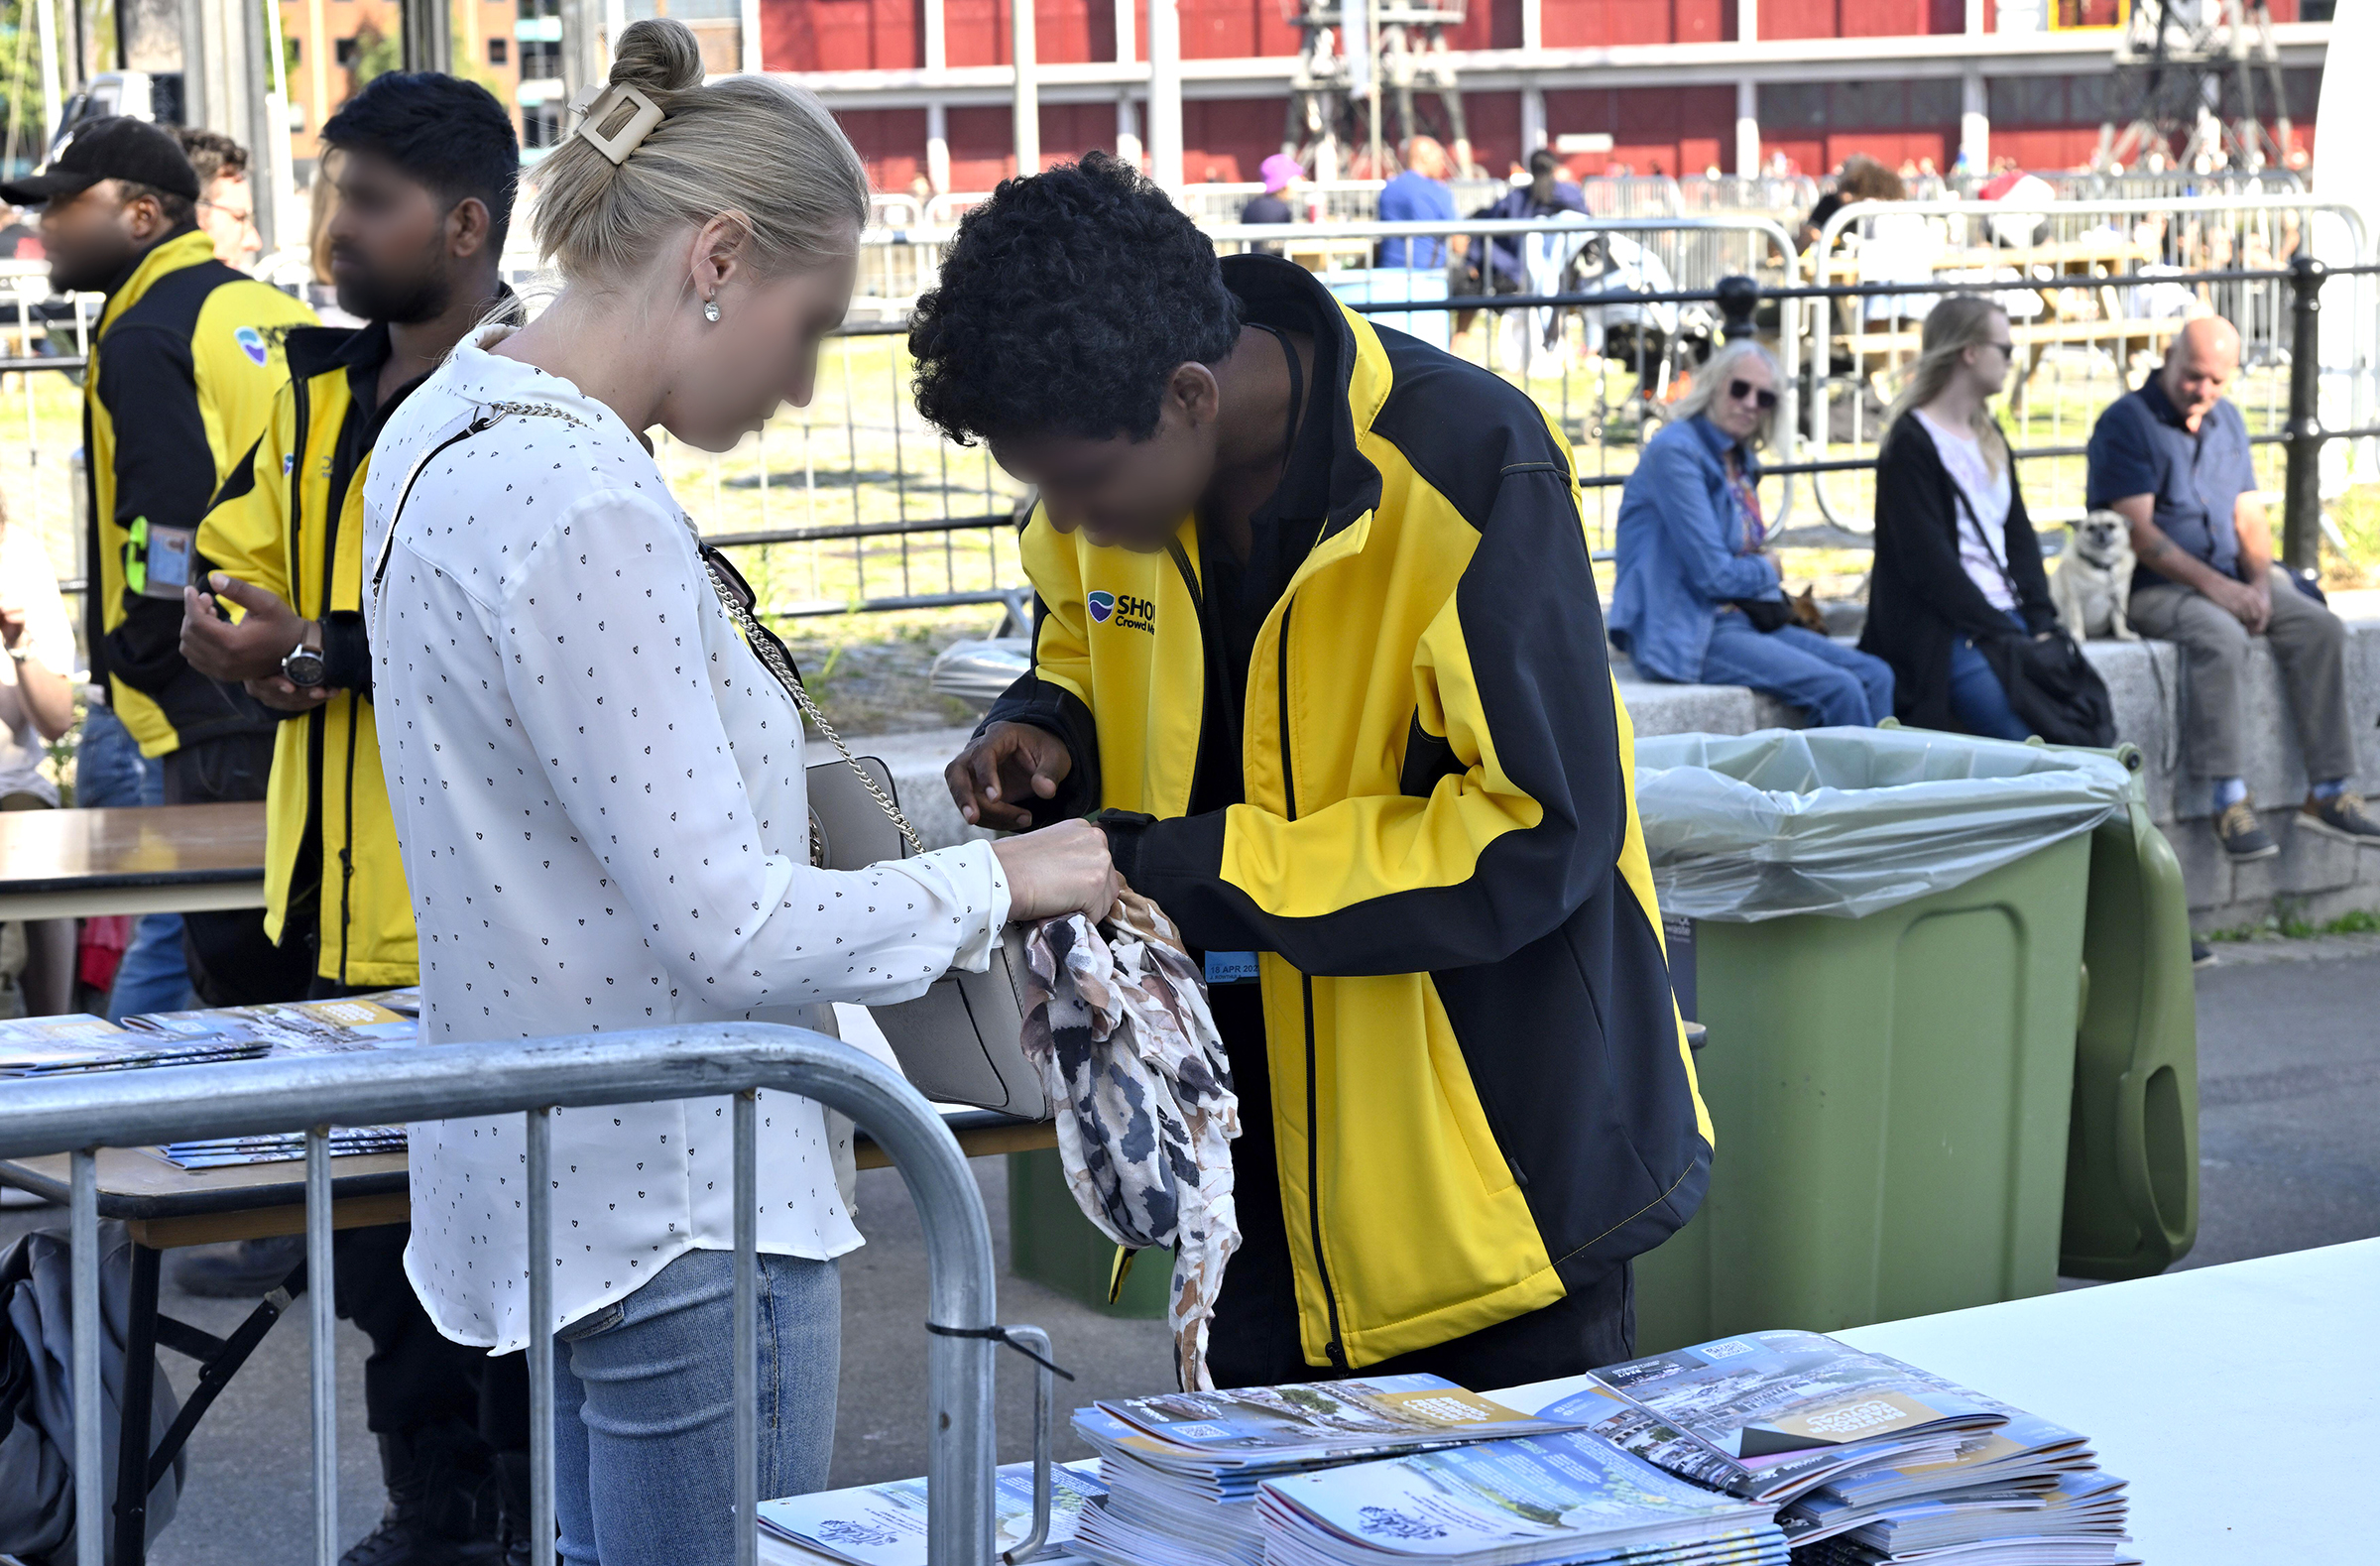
[986,256,1712,1370]
[196,323,416,989]
[89,228,316,757]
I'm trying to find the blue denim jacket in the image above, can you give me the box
[1608,415,1784,682]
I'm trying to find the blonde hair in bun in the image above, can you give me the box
[532,18,868,285]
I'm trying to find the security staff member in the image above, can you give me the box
[3,118,316,1004]
[926,155,1712,1387]
[177,74,530,1566]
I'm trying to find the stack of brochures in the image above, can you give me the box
[757,1459,1105,1566]
[160,1127,412,1170]
[1255,1430,1788,1566]
[1547,1331,2131,1565]
[1070,1377,1588,1566]
[128,993,419,1056]
[0,1014,270,1075]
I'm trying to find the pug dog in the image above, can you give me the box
[2050,510,2141,642]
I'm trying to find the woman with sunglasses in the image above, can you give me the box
[1610,340,1894,726]
[1858,296,2060,741]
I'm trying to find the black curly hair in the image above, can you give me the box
[908,151,1241,446]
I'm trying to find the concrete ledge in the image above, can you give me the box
[849,596,2380,931]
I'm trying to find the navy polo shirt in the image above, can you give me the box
[2085,375,2256,588]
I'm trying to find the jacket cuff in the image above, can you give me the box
[1115,808,1272,953]
[321,611,374,697]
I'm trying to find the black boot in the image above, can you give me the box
[488,1450,542,1566]
[339,1420,501,1566]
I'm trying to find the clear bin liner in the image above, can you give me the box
[1633,727,2134,921]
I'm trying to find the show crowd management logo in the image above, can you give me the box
[1087,589,1155,633]
[235,326,270,367]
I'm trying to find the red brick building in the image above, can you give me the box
[765,0,2328,194]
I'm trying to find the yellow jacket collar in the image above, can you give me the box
[97,228,217,336]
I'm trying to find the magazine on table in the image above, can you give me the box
[127,994,418,1055]
[1789,1469,2129,1558]
[158,1129,411,1170]
[0,1013,268,1075]
[1550,1332,2010,1505]
[756,1458,1103,1566]
[1087,1376,1585,1476]
[1254,1428,1788,1566]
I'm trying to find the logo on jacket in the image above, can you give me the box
[235,326,269,366]
[1088,590,1154,633]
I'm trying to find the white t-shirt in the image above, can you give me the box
[364,333,1012,1353]
[0,527,75,803]
[1915,409,2017,613]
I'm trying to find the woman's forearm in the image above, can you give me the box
[16,655,74,740]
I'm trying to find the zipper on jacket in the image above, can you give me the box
[1164,538,1235,814]
[288,376,337,976]
[1278,599,1348,1370]
[336,689,361,987]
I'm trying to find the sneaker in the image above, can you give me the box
[2215,797,2279,862]
[2299,790,2380,846]
[2192,938,2217,970]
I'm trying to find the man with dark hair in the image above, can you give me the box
[2,116,316,1017]
[172,125,262,270]
[926,153,1710,1388]
[173,71,526,1566]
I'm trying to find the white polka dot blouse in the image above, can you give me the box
[361,330,1011,1355]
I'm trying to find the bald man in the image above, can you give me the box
[2087,316,2376,859]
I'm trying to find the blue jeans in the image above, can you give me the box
[1699,613,1895,728]
[1948,610,2033,742]
[73,706,194,1020]
[553,1249,839,1566]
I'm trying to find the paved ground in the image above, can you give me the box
[4,942,2375,1564]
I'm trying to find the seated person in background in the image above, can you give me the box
[0,504,76,1015]
[1242,155,1300,258]
[1610,340,1894,726]
[1861,297,2060,741]
[2088,316,2379,859]
[1461,149,1585,294]
[1375,136,1457,269]
[1799,154,1905,255]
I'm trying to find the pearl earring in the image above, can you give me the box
[702,297,721,322]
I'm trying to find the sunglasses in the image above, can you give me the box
[1728,379,1779,411]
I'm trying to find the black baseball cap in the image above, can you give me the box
[0,116,201,206]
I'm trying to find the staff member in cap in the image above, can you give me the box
[4,118,316,1006]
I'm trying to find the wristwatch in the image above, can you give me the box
[281,622,327,688]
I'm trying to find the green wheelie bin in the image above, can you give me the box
[1626,728,2197,1356]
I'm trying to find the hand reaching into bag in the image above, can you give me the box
[992,818,1122,923]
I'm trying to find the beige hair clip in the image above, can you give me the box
[568,80,666,165]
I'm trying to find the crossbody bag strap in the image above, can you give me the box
[368,400,591,595]
[698,547,926,858]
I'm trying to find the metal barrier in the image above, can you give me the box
[0,1023,1032,1566]
[1805,192,2377,530]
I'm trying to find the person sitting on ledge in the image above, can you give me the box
[2087,315,2380,860]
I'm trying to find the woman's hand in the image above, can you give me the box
[992,818,1122,924]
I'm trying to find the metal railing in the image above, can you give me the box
[0,1024,1038,1566]
[1806,192,2375,530]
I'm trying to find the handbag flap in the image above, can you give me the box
[871,929,1048,1119]
[807,756,907,872]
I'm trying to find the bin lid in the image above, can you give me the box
[1632,727,2134,922]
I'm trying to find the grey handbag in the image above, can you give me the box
[701,556,1049,1120]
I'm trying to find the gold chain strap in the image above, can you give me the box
[701,557,927,858]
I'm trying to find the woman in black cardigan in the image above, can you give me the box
[1860,297,2060,738]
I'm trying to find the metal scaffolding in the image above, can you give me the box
[2095,0,2298,175]
[1281,0,1472,179]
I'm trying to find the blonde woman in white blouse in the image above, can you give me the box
[362,23,1117,1564]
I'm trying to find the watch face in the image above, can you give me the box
[283,650,327,687]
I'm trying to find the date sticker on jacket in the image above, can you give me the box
[1203,950,1259,985]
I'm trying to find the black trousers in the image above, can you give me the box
[163,731,315,1006]
[307,972,529,1450]
[1200,983,1634,1392]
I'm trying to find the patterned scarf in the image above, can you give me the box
[1017,892,1242,1389]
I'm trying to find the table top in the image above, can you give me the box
[0,800,268,896]
[1497,1241,2380,1564]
